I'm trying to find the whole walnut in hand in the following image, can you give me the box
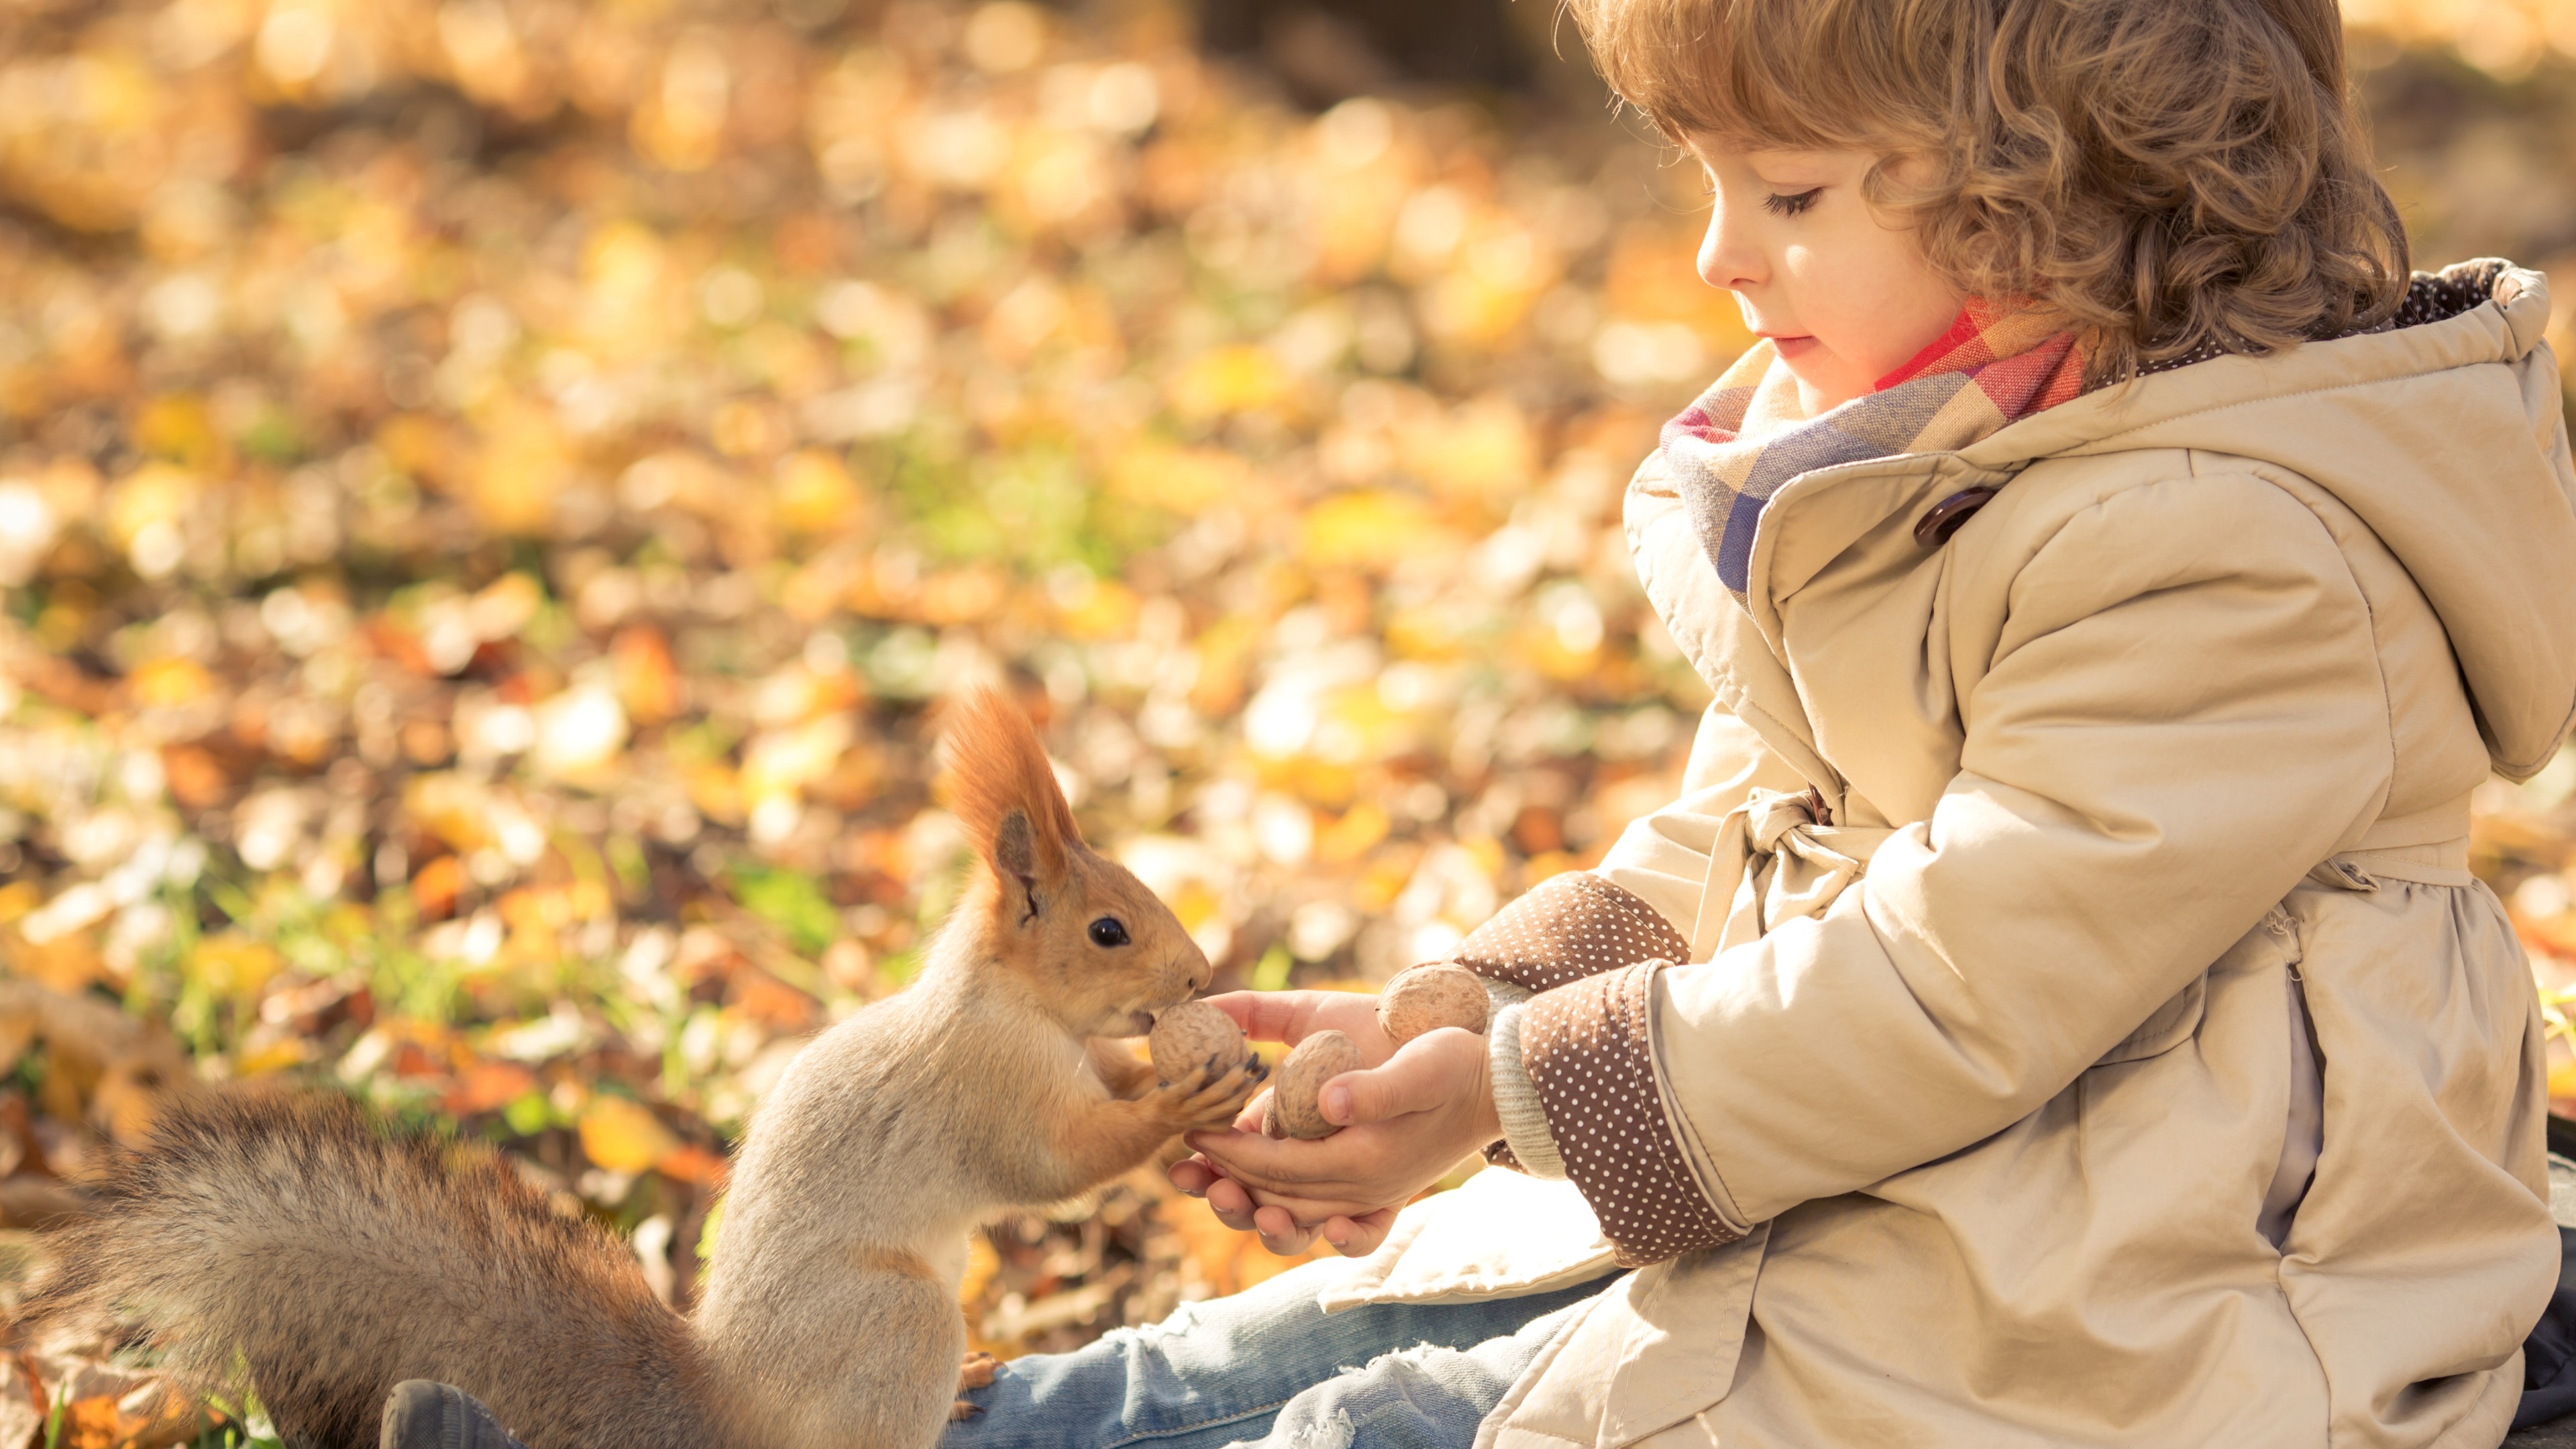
[1376,964,1489,1044]
[1264,1030,1362,1140]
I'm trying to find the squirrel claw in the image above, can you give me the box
[951,1401,984,1421]
[1162,1059,1262,1130]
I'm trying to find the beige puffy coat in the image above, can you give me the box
[1331,263,2576,1448]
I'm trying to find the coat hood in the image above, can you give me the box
[1626,260,2574,786]
[1952,260,2575,778]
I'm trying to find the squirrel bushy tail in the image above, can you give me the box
[28,1090,732,1449]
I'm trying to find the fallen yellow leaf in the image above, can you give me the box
[235,1039,316,1077]
[579,1095,681,1173]
[126,655,215,708]
[1298,490,1443,571]
[193,935,282,998]
[775,449,864,533]
[1107,445,1252,516]
[1170,345,1291,421]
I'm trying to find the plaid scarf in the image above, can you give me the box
[1664,299,2088,606]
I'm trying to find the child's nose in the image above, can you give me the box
[1696,195,1766,293]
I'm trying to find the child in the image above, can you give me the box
[952,0,2576,1446]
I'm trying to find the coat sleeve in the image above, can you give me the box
[1528,470,2396,1253]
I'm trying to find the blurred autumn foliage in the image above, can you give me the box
[0,0,2573,1441]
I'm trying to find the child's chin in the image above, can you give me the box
[1778,356,1872,413]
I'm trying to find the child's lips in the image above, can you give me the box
[1769,334,1818,360]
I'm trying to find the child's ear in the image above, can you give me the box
[940,688,1083,919]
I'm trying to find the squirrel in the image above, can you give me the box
[25,689,1265,1449]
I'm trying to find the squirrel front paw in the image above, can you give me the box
[1150,1059,1265,1132]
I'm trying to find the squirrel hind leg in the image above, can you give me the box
[707,1250,964,1449]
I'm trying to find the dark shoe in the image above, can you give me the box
[380,1381,529,1449]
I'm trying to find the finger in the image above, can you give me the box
[1202,991,1342,1046]
[1321,1208,1399,1257]
[1235,1185,1389,1223]
[1167,1158,1220,1197]
[1205,1175,1260,1231]
[1189,1142,1395,1204]
[1252,1203,1316,1256]
[1320,1030,1470,1127]
[1187,1126,1332,1189]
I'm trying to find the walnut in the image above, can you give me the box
[1148,1000,1249,1085]
[1267,1030,1362,1140]
[1376,964,1489,1044]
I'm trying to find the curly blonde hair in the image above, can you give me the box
[1568,0,2414,380]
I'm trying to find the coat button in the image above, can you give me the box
[1913,486,2000,548]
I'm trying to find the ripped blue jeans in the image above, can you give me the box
[944,1257,1613,1449]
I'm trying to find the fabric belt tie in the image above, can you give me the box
[1688,786,1898,961]
[1688,790,2471,962]
[2304,838,2474,891]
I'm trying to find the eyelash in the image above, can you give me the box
[1761,188,1823,217]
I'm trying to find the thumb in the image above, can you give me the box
[1320,1036,1462,1127]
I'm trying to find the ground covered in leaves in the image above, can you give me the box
[0,0,2573,1442]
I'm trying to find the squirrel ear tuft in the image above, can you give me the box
[940,688,1080,885]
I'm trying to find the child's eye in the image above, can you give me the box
[1762,188,1823,217]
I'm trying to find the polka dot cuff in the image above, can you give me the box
[1450,872,1693,1190]
[1451,871,1690,994]
[1521,961,1742,1267]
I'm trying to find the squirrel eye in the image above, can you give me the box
[1087,917,1130,947]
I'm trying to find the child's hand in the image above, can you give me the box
[1201,988,1399,1077]
[1165,987,1415,1255]
[1173,1018,1499,1258]
[1166,1158,1400,1258]
[1163,987,1399,1254]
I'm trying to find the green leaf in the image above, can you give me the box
[730,864,837,955]
[1250,943,1292,994]
[502,1090,553,1138]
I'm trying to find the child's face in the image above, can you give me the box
[1684,136,1966,415]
